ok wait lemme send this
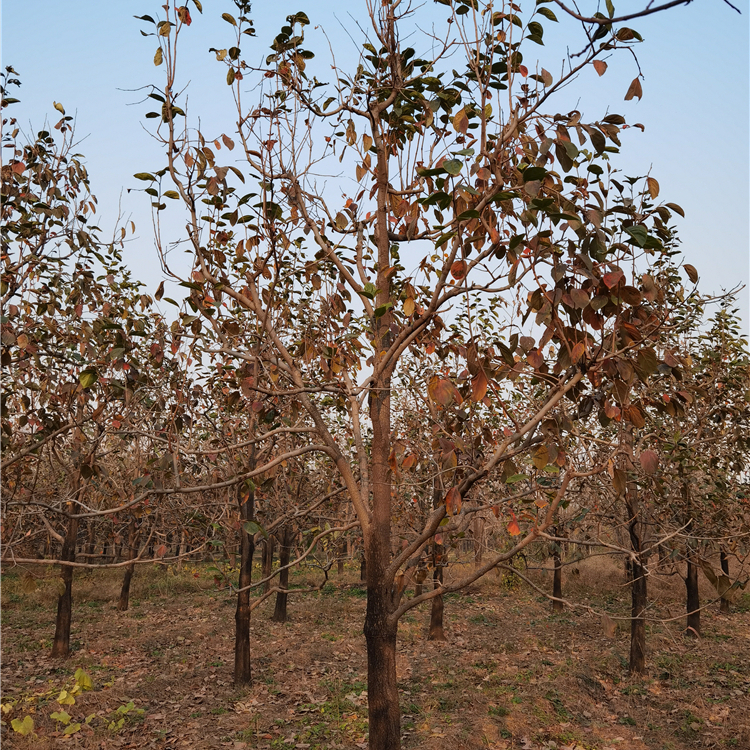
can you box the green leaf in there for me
[360,282,378,300]
[133,173,156,181]
[374,302,393,318]
[435,230,456,249]
[456,210,480,221]
[537,7,557,21]
[51,710,72,725]
[227,68,236,85]
[79,369,98,389]
[505,474,528,484]
[442,159,462,175]
[63,723,82,735]
[523,166,547,182]
[163,190,180,199]
[154,47,163,66]
[491,190,519,203]
[624,225,648,247]
[242,520,266,538]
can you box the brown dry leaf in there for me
[593,60,608,77]
[452,107,469,135]
[646,176,659,199]
[624,77,643,101]
[684,264,699,284]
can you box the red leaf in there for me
[639,449,659,475]
[450,260,467,280]
[177,6,192,25]
[156,544,168,558]
[602,270,624,290]
[445,486,462,516]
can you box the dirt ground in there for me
[2,556,749,750]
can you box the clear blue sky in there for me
[3,1,748,329]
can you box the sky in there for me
[2,0,749,331]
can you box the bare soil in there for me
[2,556,749,750]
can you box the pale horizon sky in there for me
[3,1,749,332]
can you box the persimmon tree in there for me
[136,1,721,745]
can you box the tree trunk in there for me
[177,529,187,570]
[685,554,701,635]
[86,520,96,559]
[272,525,294,623]
[623,434,647,675]
[360,552,367,582]
[473,517,484,567]
[552,543,563,612]
[364,572,400,750]
[428,543,446,641]
[51,515,79,658]
[234,483,255,685]
[629,556,647,672]
[720,550,730,614]
[118,522,139,612]
[262,535,275,594]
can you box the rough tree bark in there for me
[118,520,140,612]
[272,525,294,623]
[552,531,564,612]
[720,550,731,614]
[51,515,79,658]
[472,517,484,567]
[685,553,701,636]
[234,481,256,685]
[262,535,275,594]
[624,435,647,675]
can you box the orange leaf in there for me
[428,375,459,407]
[593,60,607,77]
[571,341,585,364]
[445,486,462,516]
[471,369,488,402]
[507,512,521,536]
[402,454,417,470]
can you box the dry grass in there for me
[2,555,749,750]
